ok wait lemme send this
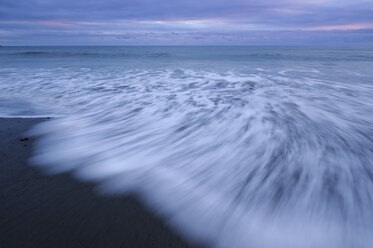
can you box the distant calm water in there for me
[1,46,373,248]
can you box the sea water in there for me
[1,46,373,248]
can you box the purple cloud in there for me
[0,0,372,45]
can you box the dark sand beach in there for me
[0,118,200,248]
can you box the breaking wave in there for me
[1,46,373,248]
[20,68,373,248]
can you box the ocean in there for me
[1,46,373,248]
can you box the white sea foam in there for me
[11,66,371,248]
[1,45,373,248]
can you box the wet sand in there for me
[0,117,201,248]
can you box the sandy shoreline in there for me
[0,117,200,248]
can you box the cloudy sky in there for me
[1,0,373,45]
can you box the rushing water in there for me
[1,46,373,248]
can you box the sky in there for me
[0,0,373,45]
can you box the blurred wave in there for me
[4,51,171,58]
[1,47,373,248]
[2,46,373,62]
